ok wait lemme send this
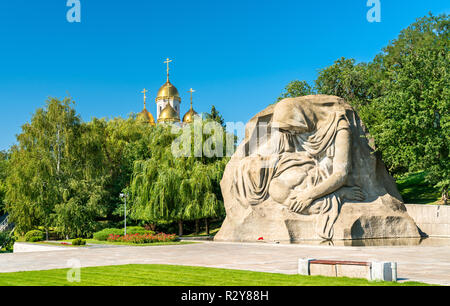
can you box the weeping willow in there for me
[129,120,229,226]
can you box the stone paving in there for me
[1,241,450,285]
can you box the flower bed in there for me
[107,233,177,244]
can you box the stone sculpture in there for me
[215,95,420,242]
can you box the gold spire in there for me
[156,58,181,103]
[183,88,198,124]
[141,88,148,109]
[137,88,155,125]
[164,58,172,82]
[188,88,195,109]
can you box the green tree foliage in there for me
[278,80,315,101]
[364,14,449,202]
[0,151,8,215]
[130,121,229,235]
[315,57,383,111]
[5,98,111,236]
[205,105,225,127]
[92,116,154,221]
[130,125,185,224]
[5,97,215,237]
[6,98,82,234]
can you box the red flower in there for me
[258,237,264,241]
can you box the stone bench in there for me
[298,258,397,282]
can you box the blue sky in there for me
[0,0,448,150]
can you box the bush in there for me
[107,233,177,244]
[0,232,15,252]
[126,227,155,236]
[24,230,45,242]
[93,228,122,241]
[93,227,155,241]
[72,238,86,246]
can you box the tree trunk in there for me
[442,189,448,205]
[205,218,210,236]
[195,219,200,235]
[178,220,183,237]
[56,128,61,175]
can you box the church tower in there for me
[182,88,198,124]
[136,88,156,125]
[156,58,181,123]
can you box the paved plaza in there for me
[1,241,450,285]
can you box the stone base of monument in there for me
[298,258,397,282]
[214,195,421,242]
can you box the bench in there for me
[298,258,397,281]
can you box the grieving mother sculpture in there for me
[215,95,420,242]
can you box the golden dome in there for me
[156,81,181,103]
[137,108,155,125]
[158,104,180,123]
[182,107,198,124]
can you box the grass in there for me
[396,171,442,205]
[0,264,432,286]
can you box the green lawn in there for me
[396,171,441,204]
[0,264,431,286]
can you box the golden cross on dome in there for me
[188,88,195,108]
[141,88,148,108]
[164,58,173,82]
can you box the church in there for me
[136,58,199,125]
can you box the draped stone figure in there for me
[215,95,420,242]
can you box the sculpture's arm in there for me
[269,128,351,206]
[289,128,352,212]
[307,128,351,200]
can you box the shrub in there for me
[93,227,155,241]
[107,233,177,244]
[0,232,15,252]
[72,238,86,246]
[24,230,45,242]
[126,227,155,236]
[93,228,122,241]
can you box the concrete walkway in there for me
[1,241,450,285]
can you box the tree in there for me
[129,120,230,235]
[278,80,315,101]
[363,14,449,202]
[205,105,225,127]
[94,116,155,223]
[5,98,111,236]
[315,57,383,111]
[6,98,82,234]
[129,125,186,234]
